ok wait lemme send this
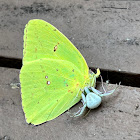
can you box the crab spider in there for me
[69,85,118,117]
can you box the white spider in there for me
[68,83,119,117]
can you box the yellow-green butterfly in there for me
[20,19,115,125]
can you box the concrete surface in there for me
[0,67,140,140]
[0,0,140,73]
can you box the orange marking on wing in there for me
[76,83,79,87]
[35,48,37,52]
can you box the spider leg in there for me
[72,104,87,117]
[91,82,120,97]
[90,87,103,95]
[99,85,119,97]
[67,93,88,117]
[84,87,91,94]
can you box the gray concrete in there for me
[0,67,140,140]
[0,0,140,73]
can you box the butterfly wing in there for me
[20,19,90,125]
[23,19,88,76]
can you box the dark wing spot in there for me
[54,45,58,52]
[47,81,51,85]
[54,29,56,31]
[56,69,58,71]
[72,69,74,72]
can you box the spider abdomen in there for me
[86,93,102,109]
